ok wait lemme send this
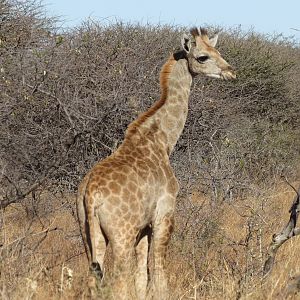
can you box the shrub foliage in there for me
[1,0,300,207]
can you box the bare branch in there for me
[263,184,300,276]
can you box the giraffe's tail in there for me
[76,174,93,263]
[77,174,103,279]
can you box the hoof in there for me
[90,262,103,279]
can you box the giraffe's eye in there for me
[196,55,209,63]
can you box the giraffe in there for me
[76,27,236,300]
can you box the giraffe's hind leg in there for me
[135,226,151,299]
[110,233,137,300]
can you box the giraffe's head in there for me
[181,27,236,80]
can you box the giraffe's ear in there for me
[208,34,219,48]
[181,34,192,53]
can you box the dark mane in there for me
[125,54,178,138]
[190,27,200,37]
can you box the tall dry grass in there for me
[1,182,300,299]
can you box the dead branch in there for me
[263,185,300,276]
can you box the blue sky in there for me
[45,0,300,40]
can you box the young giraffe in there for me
[77,27,236,300]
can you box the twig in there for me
[25,83,76,131]
[1,218,57,248]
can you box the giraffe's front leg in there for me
[148,210,174,300]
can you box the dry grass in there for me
[168,182,300,299]
[1,182,300,299]
[0,192,88,299]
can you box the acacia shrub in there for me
[0,2,300,208]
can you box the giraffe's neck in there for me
[125,54,193,154]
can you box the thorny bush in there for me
[0,0,300,208]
